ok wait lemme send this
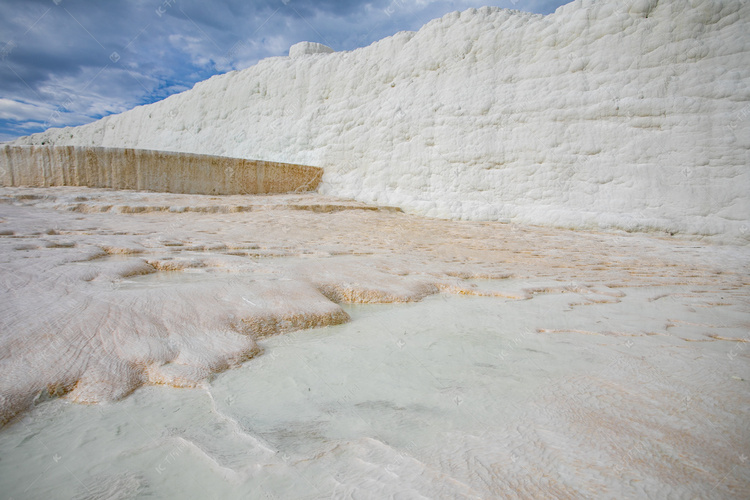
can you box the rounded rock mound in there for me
[289,41,334,58]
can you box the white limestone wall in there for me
[12,0,750,241]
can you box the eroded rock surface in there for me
[1,187,748,430]
[0,146,322,195]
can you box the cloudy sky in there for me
[0,0,568,142]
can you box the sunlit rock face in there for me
[11,0,750,242]
[289,41,335,58]
[0,146,323,195]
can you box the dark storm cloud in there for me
[0,0,567,142]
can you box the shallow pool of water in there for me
[1,287,747,498]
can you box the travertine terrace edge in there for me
[0,145,323,195]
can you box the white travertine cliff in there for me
[11,0,750,241]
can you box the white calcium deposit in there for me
[12,0,750,242]
[0,187,749,498]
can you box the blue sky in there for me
[0,0,569,142]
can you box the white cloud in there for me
[0,98,50,122]
[0,0,570,140]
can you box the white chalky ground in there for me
[0,188,748,498]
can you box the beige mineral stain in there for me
[0,187,748,498]
[1,186,748,431]
[0,146,322,195]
